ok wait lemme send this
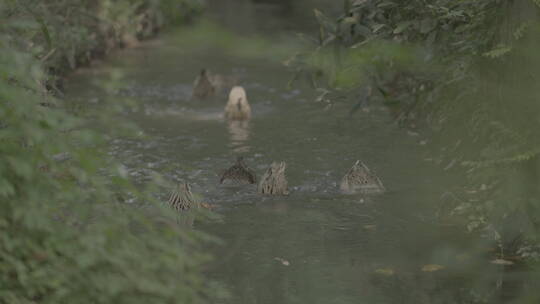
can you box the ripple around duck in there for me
[117,83,193,102]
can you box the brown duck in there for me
[220,156,257,185]
[192,69,238,100]
[168,182,199,211]
[340,160,385,194]
[258,161,289,195]
[192,69,215,100]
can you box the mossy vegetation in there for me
[290,0,540,276]
[1,0,203,90]
[0,1,227,303]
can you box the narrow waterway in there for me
[65,1,530,303]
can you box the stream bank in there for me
[1,0,204,93]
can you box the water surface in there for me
[65,1,527,303]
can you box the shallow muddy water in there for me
[65,1,530,303]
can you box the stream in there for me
[64,1,531,303]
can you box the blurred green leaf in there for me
[393,21,413,34]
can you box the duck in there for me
[192,69,238,100]
[168,182,199,212]
[192,69,216,100]
[224,86,251,120]
[258,161,289,195]
[340,160,385,194]
[220,156,257,185]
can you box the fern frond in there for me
[483,44,512,58]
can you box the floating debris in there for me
[374,268,394,276]
[491,259,514,266]
[421,264,445,272]
[363,224,377,231]
[200,202,216,210]
[274,257,290,266]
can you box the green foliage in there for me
[0,1,223,303]
[0,0,204,78]
[169,20,306,64]
[482,44,512,58]
[286,0,504,115]
[293,0,540,261]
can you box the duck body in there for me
[168,182,199,211]
[192,69,238,100]
[340,160,385,194]
[258,162,289,195]
[192,69,216,100]
[224,86,251,120]
[220,156,257,185]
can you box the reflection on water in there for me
[64,0,536,303]
[227,120,251,153]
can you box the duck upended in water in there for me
[220,156,257,185]
[258,162,289,195]
[168,182,199,212]
[340,160,385,194]
[192,69,238,100]
[224,86,251,120]
[192,69,216,100]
